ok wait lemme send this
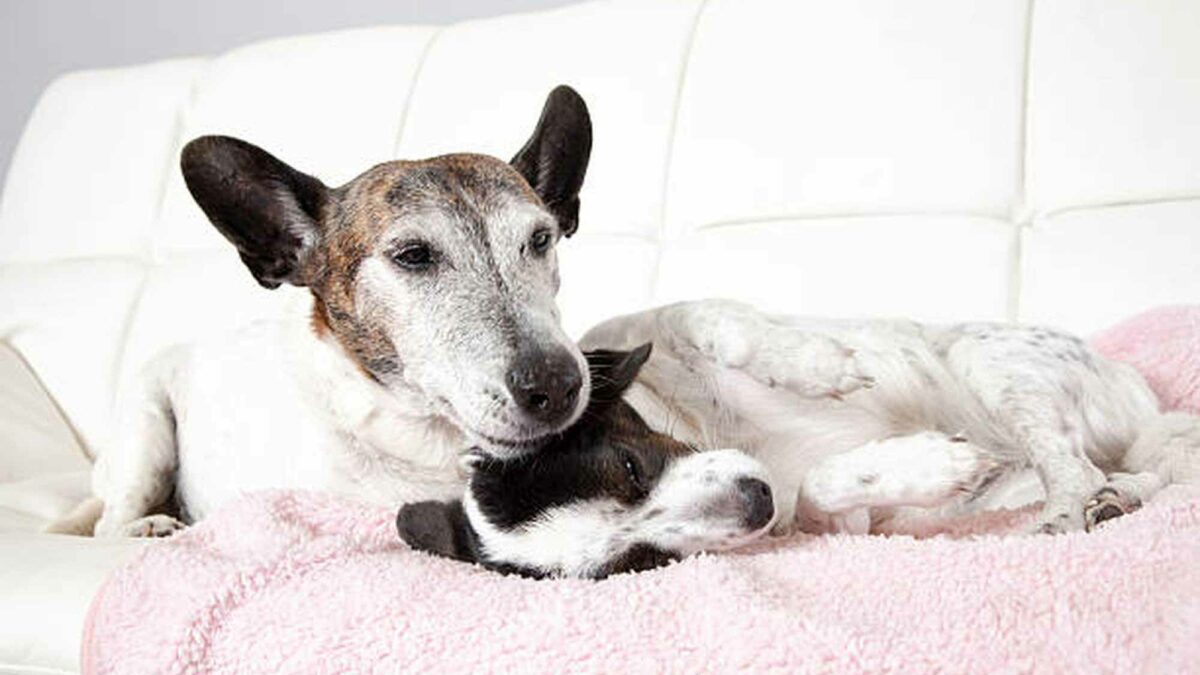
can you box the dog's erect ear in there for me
[510,85,592,238]
[396,500,480,564]
[585,342,653,404]
[181,135,328,289]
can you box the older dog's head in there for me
[396,345,777,579]
[180,87,593,455]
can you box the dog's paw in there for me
[1083,487,1142,532]
[1032,503,1086,535]
[802,432,998,513]
[738,333,874,401]
[664,301,874,401]
[120,515,186,538]
[666,300,764,367]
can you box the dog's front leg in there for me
[1017,425,1106,534]
[655,300,874,401]
[798,431,1001,521]
[584,300,872,400]
[92,365,186,538]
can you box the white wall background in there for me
[0,0,585,190]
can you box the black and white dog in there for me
[398,344,777,579]
[400,300,1200,579]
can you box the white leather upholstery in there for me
[667,0,1028,228]
[0,343,89,484]
[1,0,1197,671]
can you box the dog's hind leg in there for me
[1083,472,1163,530]
[92,352,187,538]
[1087,411,1200,530]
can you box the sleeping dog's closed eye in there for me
[397,344,777,579]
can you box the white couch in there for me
[2,0,1198,671]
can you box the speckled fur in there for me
[582,300,1200,534]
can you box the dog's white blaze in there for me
[636,449,775,553]
[353,207,588,455]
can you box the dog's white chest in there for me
[169,319,466,520]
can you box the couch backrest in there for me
[1,0,1198,454]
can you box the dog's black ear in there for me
[181,135,327,289]
[585,342,652,404]
[510,85,592,238]
[396,500,480,564]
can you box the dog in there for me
[396,345,778,579]
[71,86,597,538]
[400,300,1200,578]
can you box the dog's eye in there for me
[392,243,436,270]
[623,454,643,489]
[529,228,553,255]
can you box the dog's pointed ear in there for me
[510,85,592,238]
[585,342,652,403]
[396,500,480,564]
[181,135,328,289]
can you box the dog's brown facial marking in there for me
[304,154,543,384]
[181,86,594,450]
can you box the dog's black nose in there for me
[736,477,775,530]
[506,348,583,425]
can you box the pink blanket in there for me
[82,489,1200,673]
[82,307,1200,673]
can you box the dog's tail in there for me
[44,496,104,536]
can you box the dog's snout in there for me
[506,348,583,424]
[736,477,775,530]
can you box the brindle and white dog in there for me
[70,86,597,537]
[400,301,1200,579]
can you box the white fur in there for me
[800,431,998,513]
[93,315,468,535]
[465,494,626,578]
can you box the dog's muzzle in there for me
[505,346,583,426]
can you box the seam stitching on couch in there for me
[392,26,447,156]
[0,663,76,675]
[1038,193,1200,221]
[649,0,710,302]
[1010,0,1037,323]
[0,254,150,268]
[695,209,1009,232]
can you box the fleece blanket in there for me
[83,307,1200,674]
